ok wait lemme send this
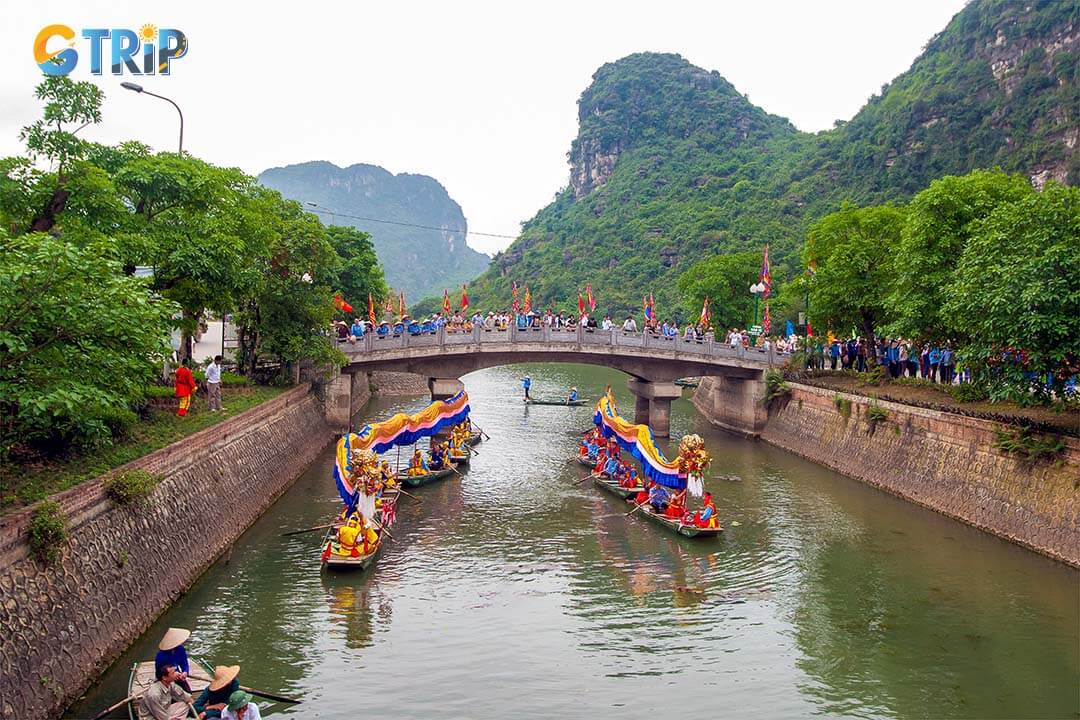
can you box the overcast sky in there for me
[3,0,966,254]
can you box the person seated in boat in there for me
[602,453,620,477]
[593,446,609,474]
[155,627,192,692]
[691,491,719,529]
[144,664,192,720]
[567,387,578,403]
[648,482,669,512]
[194,665,241,720]
[337,517,363,556]
[221,690,261,720]
[407,449,429,476]
[617,461,639,489]
[380,461,397,487]
[429,442,448,470]
[664,488,688,519]
[635,480,654,507]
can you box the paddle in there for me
[187,673,302,704]
[626,500,650,517]
[449,463,465,478]
[280,522,339,537]
[394,487,422,503]
[90,694,137,720]
[575,471,602,484]
[470,421,491,440]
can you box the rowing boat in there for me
[397,464,457,487]
[465,433,482,447]
[577,455,596,468]
[449,451,469,464]
[592,473,645,500]
[634,503,723,538]
[674,378,700,388]
[128,657,213,720]
[524,398,586,406]
[321,527,384,570]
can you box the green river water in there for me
[67,365,1079,719]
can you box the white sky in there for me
[2,0,967,254]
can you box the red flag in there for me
[460,284,470,312]
[763,303,772,334]
[578,292,585,317]
[512,282,520,314]
[443,289,452,315]
[368,293,376,325]
[523,286,532,314]
[586,284,596,311]
[806,321,814,338]
[333,293,353,314]
[399,291,406,317]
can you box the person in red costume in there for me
[664,488,687,519]
[174,359,198,417]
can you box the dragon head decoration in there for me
[676,434,712,475]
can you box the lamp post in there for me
[750,282,765,332]
[120,82,184,154]
[305,201,338,225]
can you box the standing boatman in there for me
[522,375,531,400]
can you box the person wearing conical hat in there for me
[567,386,578,403]
[194,665,240,719]
[154,627,191,692]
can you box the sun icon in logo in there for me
[139,24,158,42]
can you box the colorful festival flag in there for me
[763,303,772,334]
[643,293,656,322]
[333,293,353,314]
[443,289,452,316]
[760,244,772,298]
[399,291,406,317]
[578,291,586,317]
[586,284,596,312]
[807,321,814,338]
[460,284,470,312]
[368,293,376,325]
[523,286,532,314]
[383,294,394,314]
[512,282,520,314]
[699,295,711,328]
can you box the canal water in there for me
[68,365,1079,719]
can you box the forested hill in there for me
[467,0,1078,318]
[258,161,490,300]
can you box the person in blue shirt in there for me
[830,341,841,370]
[522,375,531,400]
[392,320,405,335]
[929,347,942,383]
[941,346,954,384]
[154,627,192,692]
[350,318,365,339]
[377,322,390,337]
[568,387,578,403]
[603,455,619,477]
[648,482,669,512]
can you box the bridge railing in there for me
[345,325,783,365]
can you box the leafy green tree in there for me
[0,231,175,456]
[944,183,1080,403]
[888,170,1032,341]
[804,204,906,354]
[677,251,759,332]
[326,225,388,314]
[19,77,105,232]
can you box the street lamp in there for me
[121,82,184,154]
[305,201,337,225]
[750,282,765,330]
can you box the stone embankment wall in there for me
[0,382,366,719]
[695,379,1079,566]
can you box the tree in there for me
[944,183,1080,403]
[19,77,105,232]
[0,231,175,456]
[804,204,906,354]
[326,225,388,314]
[888,170,1032,341]
[677,251,759,332]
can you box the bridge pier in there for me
[626,379,682,438]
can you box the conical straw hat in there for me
[158,627,190,651]
[209,665,240,691]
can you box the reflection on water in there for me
[68,365,1079,720]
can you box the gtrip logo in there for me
[34,24,188,76]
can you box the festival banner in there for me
[333,390,471,504]
[443,289,452,315]
[523,286,532,314]
[461,284,470,312]
[578,291,585,317]
[512,282,520,314]
[699,295,711,328]
[643,293,656,322]
[586,284,596,312]
[368,293,376,325]
[763,303,772,334]
[398,291,406,317]
[593,390,685,489]
[760,244,772,298]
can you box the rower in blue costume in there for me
[522,375,531,399]
[648,482,669,512]
[602,454,620,477]
[568,386,578,402]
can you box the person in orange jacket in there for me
[174,359,198,417]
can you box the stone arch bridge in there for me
[326,325,784,437]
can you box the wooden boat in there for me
[592,473,645,501]
[577,455,596,468]
[128,657,213,720]
[321,525,384,571]
[397,464,457,488]
[449,450,470,464]
[633,503,723,538]
[524,398,586,406]
[465,433,482,447]
[674,378,700,388]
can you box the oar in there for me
[626,500,650,517]
[90,694,137,720]
[394,487,422,503]
[470,421,491,440]
[450,464,465,478]
[371,517,394,540]
[187,673,302,704]
[575,471,602,485]
[280,522,339,537]
[187,700,199,718]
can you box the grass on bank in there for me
[0,386,286,511]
